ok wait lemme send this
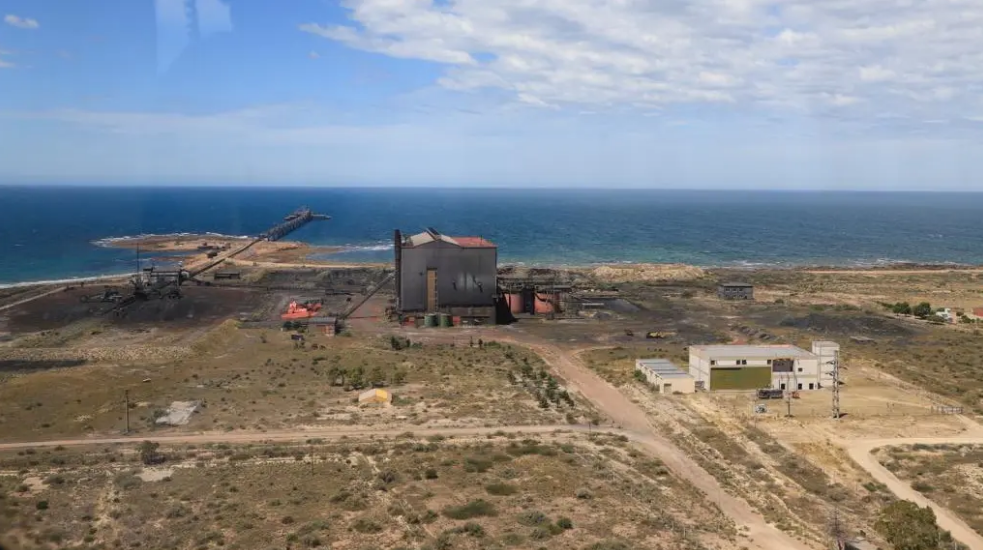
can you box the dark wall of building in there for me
[710,367,771,390]
[399,243,497,312]
[718,285,754,300]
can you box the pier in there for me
[260,207,331,242]
[190,206,330,277]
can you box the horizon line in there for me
[3,183,983,193]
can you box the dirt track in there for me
[845,436,983,550]
[503,334,817,550]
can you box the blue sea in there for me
[2,186,983,285]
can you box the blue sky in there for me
[1,0,982,189]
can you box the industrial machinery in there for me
[281,300,323,320]
[756,388,784,400]
[80,288,123,303]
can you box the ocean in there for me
[2,186,983,285]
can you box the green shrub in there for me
[443,499,497,520]
[352,517,383,533]
[485,483,518,496]
[557,517,573,530]
[36,500,49,511]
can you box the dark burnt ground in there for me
[1,286,265,333]
[253,267,388,291]
[516,284,728,347]
[0,359,87,374]
[778,311,916,338]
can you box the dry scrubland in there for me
[579,338,975,548]
[0,434,734,550]
[875,444,983,537]
[0,325,595,442]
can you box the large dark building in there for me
[394,228,498,322]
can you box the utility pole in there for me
[124,389,130,434]
[829,350,841,419]
[785,374,793,418]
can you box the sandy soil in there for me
[498,332,816,550]
[847,435,983,550]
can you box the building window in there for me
[737,359,747,365]
[780,383,786,390]
[797,367,803,372]
[767,359,772,365]
[710,360,716,366]
[797,383,803,390]
[808,383,815,390]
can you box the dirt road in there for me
[504,334,817,550]
[0,286,67,313]
[845,436,983,550]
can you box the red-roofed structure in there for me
[394,228,498,323]
[452,236,496,248]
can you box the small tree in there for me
[348,366,365,390]
[913,302,933,319]
[369,365,386,388]
[140,440,163,465]
[892,302,912,315]
[875,500,945,550]
[392,369,408,385]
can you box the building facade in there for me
[635,359,695,394]
[395,228,498,320]
[718,282,754,300]
[689,343,836,391]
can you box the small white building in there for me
[635,359,695,394]
[689,341,838,392]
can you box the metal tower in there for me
[828,350,841,419]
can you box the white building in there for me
[688,341,838,392]
[634,359,695,394]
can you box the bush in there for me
[485,483,518,496]
[464,456,494,473]
[352,517,383,534]
[518,510,550,527]
[281,516,295,525]
[139,441,164,465]
[443,499,497,520]
[557,517,573,530]
[424,468,439,480]
[36,500,49,510]
[575,488,593,500]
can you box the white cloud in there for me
[308,51,321,60]
[859,65,895,83]
[4,14,39,30]
[0,48,13,69]
[301,0,983,126]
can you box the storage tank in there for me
[534,292,561,315]
[507,293,525,314]
[439,313,453,327]
[424,313,438,327]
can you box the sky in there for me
[0,0,982,189]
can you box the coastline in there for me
[0,232,978,288]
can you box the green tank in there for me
[439,313,453,327]
[424,314,438,328]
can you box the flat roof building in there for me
[689,342,838,392]
[718,282,754,300]
[635,359,695,394]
